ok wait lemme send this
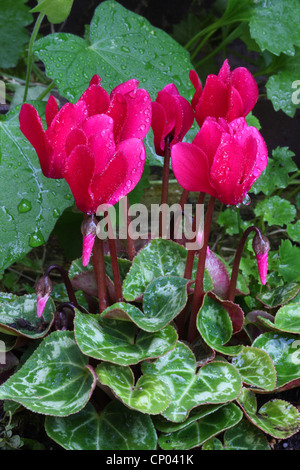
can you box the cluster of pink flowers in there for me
[19,59,268,285]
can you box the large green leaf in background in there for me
[33,0,194,102]
[0,0,33,68]
[249,0,300,56]
[0,104,73,273]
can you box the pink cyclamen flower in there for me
[19,75,152,214]
[171,116,268,206]
[189,59,259,127]
[253,232,270,285]
[151,83,194,156]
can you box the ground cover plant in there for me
[0,0,300,451]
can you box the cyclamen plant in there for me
[1,1,300,452]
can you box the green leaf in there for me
[254,196,296,227]
[153,404,226,433]
[223,419,270,450]
[0,331,96,416]
[33,0,194,103]
[95,362,171,415]
[231,346,276,391]
[45,400,157,450]
[142,341,242,422]
[74,310,178,365]
[158,403,243,450]
[251,147,298,196]
[272,303,300,334]
[196,295,243,356]
[249,0,300,56]
[122,238,212,301]
[0,104,73,273]
[217,207,248,235]
[278,240,300,283]
[253,331,300,390]
[0,292,54,338]
[102,276,188,332]
[287,220,300,243]
[237,388,300,439]
[31,0,74,24]
[256,282,300,308]
[0,0,33,68]
[266,47,300,117]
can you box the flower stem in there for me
[44,264,79,308]
[187,195,215,343]
[23,13,45,103]
[184,192,205,279]
[92,236,108,313]
[159,136,171,238]
[105,211,123,302]
[123,196,136,261]
[227,225,264,302]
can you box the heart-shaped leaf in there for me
[153,404,225,433]
[123,238,213,301]
[237,388,300,439]
[253,331,300,391]
[258,302,300,334]
[196,295,243,356]
[142,341,242,422]
[0,104,73,272]
[223,419,271,450]
[158,403,243,450]
[95,362,171,415]
[256,283,300,308]
[101,275,188,332]
[0,331,96,416]
[33,0,194,103]
[45,400,157,450]
[0,292,54,338]
[74,310,178,365]
[231,346,276,391]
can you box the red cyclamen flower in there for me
[171,116,268,206]
[19,76,152,214]
[151,83,194,155]
[189,59,259,127]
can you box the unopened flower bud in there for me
[35,275,53,318]
[81,215,98,267]
[252,232,270,285]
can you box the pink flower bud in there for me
[81,215,98,267]
[252,232,270,285]
[35,275,53,318]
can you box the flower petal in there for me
[64,145,95,214]
[119,88,152,141]
[231,67,259,116]
[171,142,217,195]
[79,81,110,116]
[45,95,59,128]
[189,70,202,110]
[151,101,167,155]
[19,104,56,177]
[194,75,229,126]
[192,117,224,167]
[91,138,146,209]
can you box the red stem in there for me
[184,192,205,279]
[105,211,123,302]
[124,196,136,261]
[227,225,262,302]
[159,136,171,238]
[187,195,215,343]
[92,236,108,313]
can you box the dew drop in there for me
[29,230,45,248]
[242,193,251,206]
[53,208,61,218]
[17,199,32,213]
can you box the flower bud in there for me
[81,215,98,267]
[35,275,53,318]
[252,232,270,285]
